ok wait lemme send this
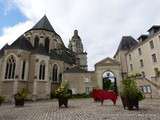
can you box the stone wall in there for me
[63,72,96,94]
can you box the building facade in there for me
[114,26,160,98]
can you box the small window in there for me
[152,54,157,63]
[140,59,144,67]
[149,40,154,49]
[147,85,151,93]
[142,85,152,93]
[138,48,142,55]
[130,64,133,71]
[143,86,147,93]
[21,61,26,80]
[39,62,45,80]
[85,87,90,95]
[129,54,131,60]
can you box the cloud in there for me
[1,0,160,70]
[0,21,33,48]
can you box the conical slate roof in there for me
[32,15,55,32]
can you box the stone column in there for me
[32,60,38,101]
[13,57,20,94]
[45,63,50,99]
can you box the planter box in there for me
[58,98,68,108]
[0,102,2,106]
[121,96,139,110]
[14,98,25,106]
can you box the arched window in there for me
[45,37,49,52]
[21,60,26,80]
[52,64,58,82]
[5,55,16,79]
[34,36,39,48]
[39,62,45,80]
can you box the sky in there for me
[1,0,160,70]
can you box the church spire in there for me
[68,29,83,53]
[32,15,55,32]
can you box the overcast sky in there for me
[1,0,160,70]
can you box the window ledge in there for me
[2,79,15,82]
[18,80,28,82]
[37,80,48,82]
[52,81,60,84]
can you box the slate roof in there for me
[147,25,160,32]
[0,44,9,57]
[50,48,76,64]
[64,66,87,73]
[137,34,148,41]
[31,15,55,33]
[117,36,138,51]
[6,35,33,51]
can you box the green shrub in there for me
[50,91,57,99]
[120,77,144,101]
[15,88,28,100]
[55,80,72,98]
[71,93,90,99]
[0,96,5,103]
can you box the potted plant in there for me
[120,76,144,110]
[55,80,72,108]
[0,96,5,106]
[14,88,28,106]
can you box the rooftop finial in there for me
[74,30,78,35]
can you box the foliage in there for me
[103,79,112,90]
[50,91,56,99]
[120,77,144,101]
[55,80,72,98]
[154,68,160,77]
[71,93,91,99]
[14,88,28,100]
[0,96,5,103]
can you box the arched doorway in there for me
[102,71,118,93]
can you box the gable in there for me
[95,57,120,66]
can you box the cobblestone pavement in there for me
[0,98,160,120]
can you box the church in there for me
[0,15,91,101]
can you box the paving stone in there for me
[0,98,159,120]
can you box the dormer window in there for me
[148,25,160,36]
